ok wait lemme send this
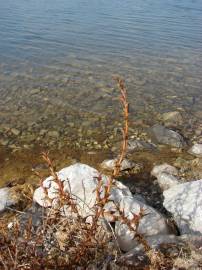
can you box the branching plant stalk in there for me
[42,152,78,214]
[93,78,129,224]
[113,77,129,178]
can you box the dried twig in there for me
[113,77,129,178]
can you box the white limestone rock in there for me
[151,163,178,178]
[163,179,202,235]
[0,187,17,213]
[115,196,170,251]
[33,163,132,219]
[157,173,180,191]
[188,144,202,157]
[100,158,135,171]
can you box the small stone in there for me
[23,144,30,149]
[151,163,178,178]
[11,128,21,136]
[30,88,40,95]
[162,111,183,126]
[9,144,19,149]
[39,129,47,136]
[0,187,17,212]
[157,173,180,191]
[127,139,157,152]
[47,131,60,138]
[150,124,186,148]
[94,144,101,149]
[100,158,135,171]
[195,129,202,136]
[0,139,9,146]
[188,144,202,157]
[68,122,74,128]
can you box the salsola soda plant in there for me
[0,78,169,269]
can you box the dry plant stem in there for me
[34,170,48,197]
[40,154,105,266]
[113,80,166,267]
[90,78,130,257]
[113,77,129,178]
[112,78,156,258]
[96,78,129,215]
[42,152,78,213]
[116,205,151,252]
[42,152,64,195]
[0,254,8,270]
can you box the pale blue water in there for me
[0,0,202,62]
[0,0,201,123]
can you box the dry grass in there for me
[172,246,202,270]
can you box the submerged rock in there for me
[127,139,157,152]
[115,196,170,252]
[188,144,202,157]
[11,128,21,136]
[151,163,178,178]
[47,130,60,138]
[163,179,202,235]
[100,158,135,171]
[112,139,157,154]
[150,124,186,148]
[162,111,183,126]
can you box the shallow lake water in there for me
[0,0,201,165]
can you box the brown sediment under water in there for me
[0,0,202,186]
[0,142,193,191]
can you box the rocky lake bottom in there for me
[0,54,201,186]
